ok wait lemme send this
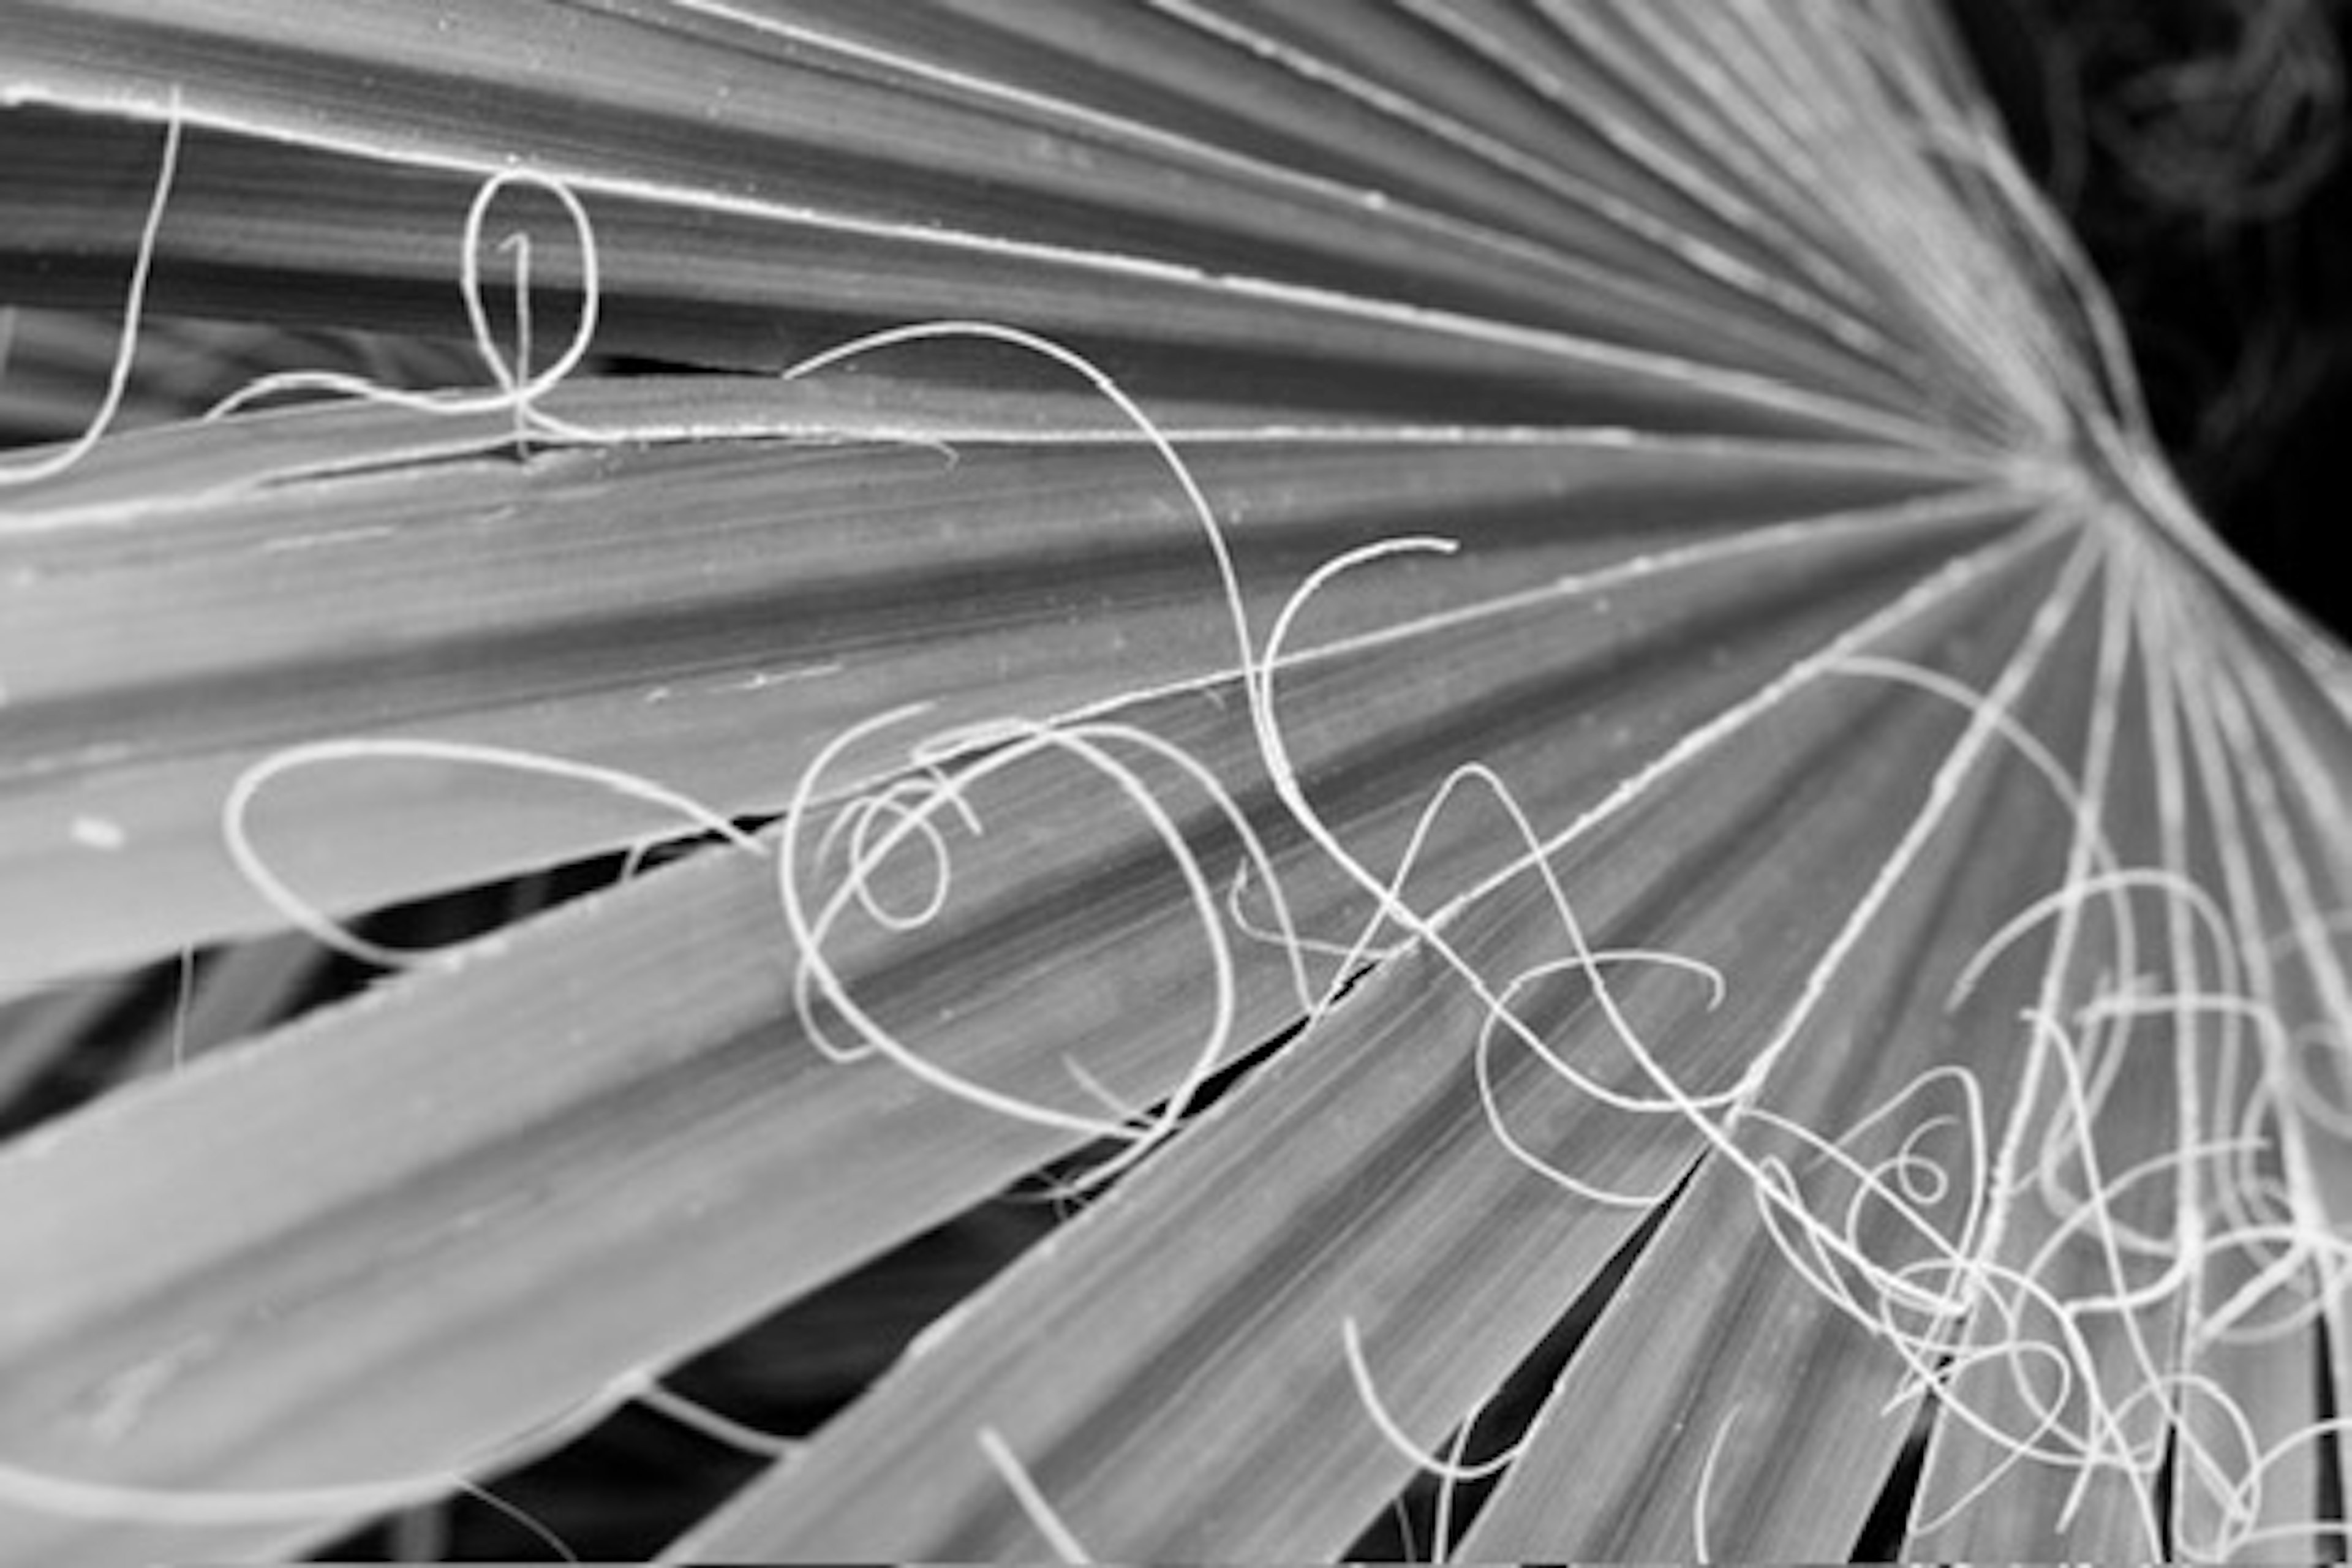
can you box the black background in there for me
[1959,0,2352,638]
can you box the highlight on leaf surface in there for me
[1,1,2348,1562]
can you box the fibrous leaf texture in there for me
[2,2,2349,1562]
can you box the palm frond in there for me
[2,3,2348,1562]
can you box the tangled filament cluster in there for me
[12,126,2345,1562]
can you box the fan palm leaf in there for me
[2,2,2348,1561]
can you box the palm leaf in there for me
[2,2,2348,1562]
